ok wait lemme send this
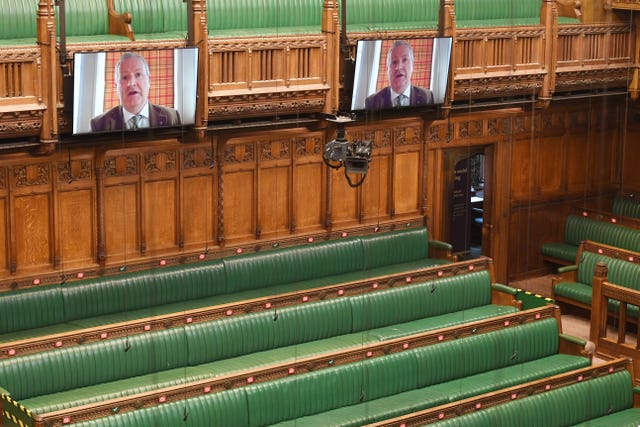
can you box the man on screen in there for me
[364,40,434,110]
[90,52,181,132]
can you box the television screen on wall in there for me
[72,47,198,135]
[350,37,452,113]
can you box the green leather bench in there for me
[456,0,580,28]
[207,0,323,38]
[541,214,640,265]
[344,0,439,32]
[0,1,37,47]
[553,249,640,316]
[113,0,187,40]
[613,195,640,219]
[0,226,452,343]
[424,369,637,427]
[60,316,590,427]
[1,268,518,415]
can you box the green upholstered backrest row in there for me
[578,251,640,291]
[0,260,226,334]
[429,370,633,427]
[207,0,323,36]
[0,227,434,335]
[564,215,640,251]
[0,268,491,400]
[67,318,563,427]
[456,0,543,27]
[613,196,640,219]
[343,0,440,31]
[0,1,37,46]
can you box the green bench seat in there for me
[0,226,452,343]
[553,250,640,316]
[2,269,516,414]
[61,0,132,43]
[113,0,187,40]
[541,214,640,264]
[66,317,590,427]
[427,370,635,427]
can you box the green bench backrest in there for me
[61,0,110,37]
[456,0,542,27]
[360,226,429,270]
[222,236,365,292]
[613,196,640,219]
[564,214,640,252]
[0,1,37,44]
[0,327,188,400]
[207,0,323,36]
[61,260,226,322]
[350,269,491,331]
[344,0,439,30]
[430,370,633,427]
[185,298,353,365]
[115,0,187,35]
[0,285,65,334]
[578,251,640,291]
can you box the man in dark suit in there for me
[365,40,434,110]
[90,52,181,132]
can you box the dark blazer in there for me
[364,86,434,110]
[90,104,181,132]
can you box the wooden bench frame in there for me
[16,305,585,427]
[551,240,640,313]
[591,261,640,384]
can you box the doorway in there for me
[446,146,492,260]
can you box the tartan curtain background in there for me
[103,50,175,110]
[375,39,434,91]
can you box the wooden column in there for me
[538,0,559,108]
[36,0,58,154]
[590,261,609,344]
[322,0,340,114]
[191,0,209,140]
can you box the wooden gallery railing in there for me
[590,261,640,384]
[0,0,635,151]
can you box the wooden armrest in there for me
[107,0,134,41]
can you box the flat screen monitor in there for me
[72,47,198,135]
[350,37,452,113]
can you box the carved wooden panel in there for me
[14,194,51,270]
[57,189,95,266]
[329,167,359,224]
[143,179,178,252]
[104,184,139,262]
[258,165,290,238]
[224,170,255,240]
[182,175,215,249]
[510,137,536,201]
[0,197,7,274]
[565,132,589,193]
[394,152,421,216]
[293,162,324,231]
[538,136,565,195]
[360,156,390,222]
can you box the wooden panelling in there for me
[57,189,94,266]
[13,194,51,270]
[509,137,535,201]
[258,165,291,238]
[329,167,359,224]
[224,170,256,240]
[360,156,390,222]
[182,175,215,249]
[104,184,139,262]
[537,136,565,195]
[293,162,324,231]
[393,151,421,216]
[143,179,178,252]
